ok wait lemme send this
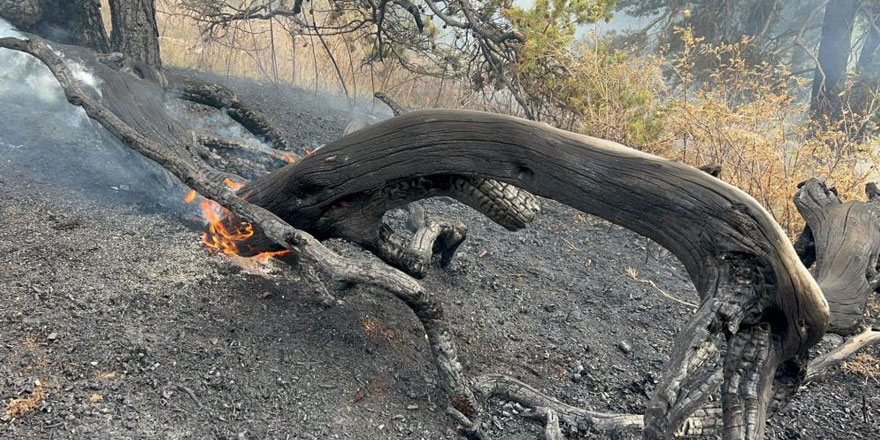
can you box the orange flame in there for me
[252,249,291,262]
[224,178,245,191]
[280,153,297,163]
[199,199,253,255]
[183,186,289,263]
[184,189,197,204]
[304,148,312,156]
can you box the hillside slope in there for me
[0,72,877,440]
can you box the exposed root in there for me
[473,373,725,438]
[473,374,643,436]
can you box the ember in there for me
[223,177,245,191]
[184,189,197,204]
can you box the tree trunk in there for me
[857,8,880,80]
[794,179,880,334]
[810,0,859,124]
[108,0,161,70]
[0,0,110,52]
[852,7,880,127]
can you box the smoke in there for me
[0,17,186,212]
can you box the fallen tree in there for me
[1,33,879,440]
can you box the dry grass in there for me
[150,1,472,111]
[842,353,880,381]
[5,383,44,420]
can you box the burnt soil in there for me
[1,71,878,440]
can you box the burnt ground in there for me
[1,70,878,440]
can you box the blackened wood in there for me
[794,179,880,334]
[245,109,828,358]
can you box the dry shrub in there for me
[541,26,878,236]
[151,0,470,111]
[661,27,879,234]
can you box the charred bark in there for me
[108,0,161,70]
[794,179,880,334]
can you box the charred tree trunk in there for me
[0,0,110,52]
[108,0,161,70]
[810,0,859,124]
[794,179,880,334]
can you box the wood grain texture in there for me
[794,179,880,334]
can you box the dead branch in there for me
[807,327,880,382]
[170,74,294,151]
[374,91,406,116]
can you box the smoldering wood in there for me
[170,75,295,152]
[196,135,295,180]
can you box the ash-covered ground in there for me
[0,64,878,440]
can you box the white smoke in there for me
[0,18,102,114]
[0,17,185,208]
